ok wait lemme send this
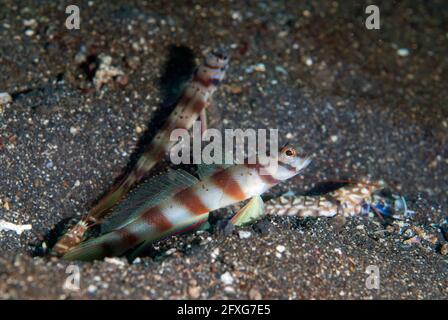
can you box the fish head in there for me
[206,49,230,69]
[273,144,312,180]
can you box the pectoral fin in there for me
[231,196,265,227]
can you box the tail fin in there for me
[51,179,132,257]
[53,159,157,257]
[61,232,119,261]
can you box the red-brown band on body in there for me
[192,74,213,88]
[178,95,192,107]
[245,163,281,185]
[258,172,281,185]
[191,99,206,114]
[174,189,210,215]
[141,207,173,231]
[117,228,140,248]
[101,229,139,257]
[211,169,246,200]
[204,62,221,70]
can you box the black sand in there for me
[0,1,447,299]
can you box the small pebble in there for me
[276,245,286,253]
[24,28,35,36]
[224,286,235,294]
[214,219,234,236]
[87,285,97,294]
[135,125,143,134]
[0,92,12,105]
[211,248,220,259]
[253,220,270,235]
[238,230,251,239]
[104,257,126,267]
[231,11,242,20]
[70,127,79,135]
[440,244,448,256]
[305,57,313,66]
[117,74,129,86]
[253,63,266,72]
[397,48,410,57]
[104,258,126,266]
[23,19,37,28]
[165,248,176,255]
[275,65,288,75]
[228,85,242,94]
[220,272,234,285]
[94,54,125,90]
[245,63,266,73]
[188,286,201,299]
[249,288,262,300]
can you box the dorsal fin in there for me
[101,169,199,233]
[196,163,231,180]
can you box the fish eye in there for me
[284,148,296,157]
[212,51,227,60]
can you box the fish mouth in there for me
[292,156,312,172]
[211,49,230,61]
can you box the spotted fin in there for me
[231,196,265,226]
[101,169,199,233]
[196,163,231,180]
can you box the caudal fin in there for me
[61,232,118,261]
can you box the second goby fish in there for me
[53,49,230,256]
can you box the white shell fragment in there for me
[0,92,12,105]
[220,272,234,285]
[397,48,410,57]
[0,219,32,235]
